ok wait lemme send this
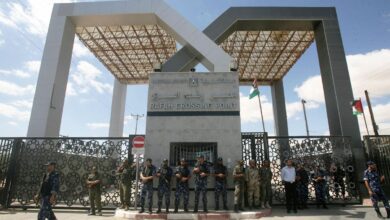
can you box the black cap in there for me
[367,161,375,166]
[217,157,223,161]
[44,161,56,166]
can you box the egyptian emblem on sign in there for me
[189,77,198,87]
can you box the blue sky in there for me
[0,0,389,137]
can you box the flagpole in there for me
[257,91,266,133]
[360,98,370,136]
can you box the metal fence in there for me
[0,134,362,209]
[364,135,390,187]
[241,134,361,205]
[0,137,141,209]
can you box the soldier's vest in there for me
[214,164,227,183]
[194,162,208,183]
[88,172,101,192]
[158,166,172,186]
[142,165,155,185]
[176,166,190,187]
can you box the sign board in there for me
[131,136,145,154]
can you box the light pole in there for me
[131,114,144,135]
[302,99,310,136]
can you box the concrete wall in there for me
[144,72,241,208]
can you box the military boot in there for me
[139,207,145,213]
[239,205,244,211]
[234,204,239,213]
[386,208,390,218]
[174,205,178,213]
[166,207,169,213]
[375,208,383,218]
[148,208,152,214]
[156,205,161,213]
[203,204,208,213]
[223,204,229,210]
[215,203,219,211]
[184,205,189,213]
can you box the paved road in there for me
[0,205,383,219]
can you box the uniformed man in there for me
[156,159,173,213]
[245,159,260,210]
[193,155,209,213]
[214,157,228,210]
[259,159,272,209]
[313,165,328,209]
[86,166,102,216]
[174,158,191,213]
[296,163,309,209]
[364,161,390,218]
[34,161,59,220]
[139,158,156,214]
[330,163,346,203]
[233,160,245,213]
[116,159,134,211]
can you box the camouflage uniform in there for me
[116,162,134,209]
[37,170,59,220]
[313,168,327,207]
[295,167,309,209]
[157,163,173,212]
[364,169,389,210]
[174,164,190,212]
[140,164,156,212]
[193,161,209,212]
[214,161,228,210]
[245,166,260,208]
[259,166,272,207]
[87,171,102,215]
[233,162,245,212]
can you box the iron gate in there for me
[364,135,390,194]
[0,137,144,209]
[241,133,361,205]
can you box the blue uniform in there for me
[157,166,173,210]
[296,168,309,208]
[38,171,59,220]
[313,169,327,205]
[140,165,156,210]
[175,165,190,210]
[214,164,227,209]
[194,162,209,210]
[363,169,389,210]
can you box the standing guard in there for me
[296,163,309,209]
[259,159,272,209]
[214,157,228,210]
[174,158,191,213]
[313,165,328,209]
[245,159,260,209]
[364,161,390,218]
[233,160,245,213]
[156,159,173,213]
[86,166,102,216]
[35,161,59,220]
[193,155,209,213]
[139,158,156,214]
[116,159,135,211]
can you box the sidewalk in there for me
[0,205,382,220]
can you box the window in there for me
[170,142,217,166]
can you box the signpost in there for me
[131,136,144,210]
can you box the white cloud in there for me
[86,122,109,129]
[0,103,30,121]
[0,29,4,46]
[240,92,273,123]
[294,49,390,103]
[0,69,30,78]
[70,60,113,95]
[11,99,33,109]
[25,60,41,73]
[0,0,75,37]
[0,60,40,78]
[0,80,35,96]
[73,40,89,57]
[66,82,77,96]
[8,121,18,126]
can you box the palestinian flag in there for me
[249,79,260,99]
[352,99,364,115]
